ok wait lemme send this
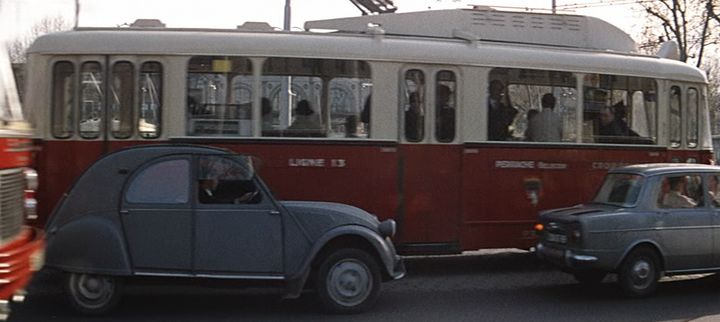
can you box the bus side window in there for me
[139,62,162,138]
[110,61,134,139]
[186,56,253,137]
[403,69,425,142]
[687,87,699,148]
[79,61,104,139]
[51,61,76,139]
[435,71,456,143]
[584,75,657,145]
[670,86,682,148]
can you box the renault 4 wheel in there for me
[66,272,123,315]
[618,247,660,297]
[316,249,381,313]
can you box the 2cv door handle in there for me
[269,210,281,216]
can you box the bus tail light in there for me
[24,169,38,220]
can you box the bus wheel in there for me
[316,249,381,313]
[66,272,123,315]
[572,270,607,285]
[618,247,660,297]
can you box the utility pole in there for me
[284,0,291,31]
[552,0,556,14]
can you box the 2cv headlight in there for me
[379,219,397,238]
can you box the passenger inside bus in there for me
[288,100,322,131]
[261,97,273,131]
[436,84,455,142]
[487,80,517,141]
[526,93,562,142]
[597,103,639,143]
[405,92,422,141]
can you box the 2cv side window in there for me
[657,175,704,208]
[197,155,261,204]
[126,159,191,204]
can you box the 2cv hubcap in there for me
[327,259,372,306]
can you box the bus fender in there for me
[284,225,399,298]
[45,215,131,275]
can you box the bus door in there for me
[397,67,461,253]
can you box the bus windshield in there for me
[593,173,644,206]
[0,41,24,122]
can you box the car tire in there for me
[572,270,607,285]
[316,248,381,313]
[65,272,123,315]
[618,247,660,297]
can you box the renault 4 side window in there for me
[658,175,703,208]
[197,155,261,204]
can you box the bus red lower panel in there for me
[0,227,44,300]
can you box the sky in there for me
[2,0,645,41]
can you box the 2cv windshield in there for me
[593,173,644,206]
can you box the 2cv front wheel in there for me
[316,248,381,313]
[65,272,123,315]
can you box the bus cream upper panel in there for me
[27,29,706,84]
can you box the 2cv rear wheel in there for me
[316,249,381,313]
[65,272,123,315]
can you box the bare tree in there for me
[8,15,71,63]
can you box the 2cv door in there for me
[192,155,283,275]
[121,156,194,272]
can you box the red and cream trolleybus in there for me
[0,14,44,319]
[25,8,711,254]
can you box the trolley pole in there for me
[284,0,291,31]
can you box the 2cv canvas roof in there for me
[47,144,230,228]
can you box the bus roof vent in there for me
[237,22,275,31]
[304,9,636,52]
[129,19,166,28]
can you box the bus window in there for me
[110,61,134,139]
[583,74,656,145]
[79,62,104,139]
[51,61,75,139]
[670,86,682,148]
[403,69,425,142]
[328,77,371,138]
[261,58,370,138]
[139,62,162,138]
[187,56,253,136]
[490,68,575,142]
[687,87,699,148]
[435,71,456,143]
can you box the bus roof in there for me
[27,10,707,84]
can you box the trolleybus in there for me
[25,8,712,254]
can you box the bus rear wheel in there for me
[65,272,123,315]
[316,248,381,313]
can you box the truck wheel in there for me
[618,247,660,297]
[66,272,123,315]
[316,248,381,313]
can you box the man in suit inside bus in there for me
[487,80,517,141]
[526,93,562,142]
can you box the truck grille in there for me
[0,169,24,243]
